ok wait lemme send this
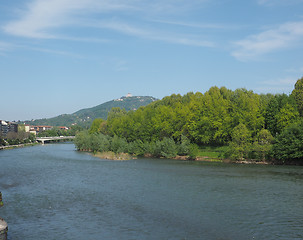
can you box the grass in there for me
[197,145,228,159]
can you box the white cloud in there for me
[3,0,128,38]
[2,0,212,47]
[232,21,303,61]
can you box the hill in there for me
[26,96,158,128]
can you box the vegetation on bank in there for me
[0,131,36,146]
[74,77,303,164]
[0,125,82,147]
[36,125,83,137]
[75,131,197,159]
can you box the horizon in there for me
[1,0,303,121]
[5,87,297,123]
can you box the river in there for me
[0,143,302,240]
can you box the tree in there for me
[276,103,299,131]
[252,129,274,161]
[89,118,105,134]
[107,107,127,122]
[272,120,303,164]
[291,77,303,116]
[228,123,251,160]
[264,94,299,136]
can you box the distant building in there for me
[24,125,30,132]
[58,126,69,130]
[126,93,132,98]
[29,125,68,134]
[0,120,18,137]
[30,125,53,133]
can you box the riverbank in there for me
[92,151,135,161]
[91,151,277,165]
[0,143,38,150]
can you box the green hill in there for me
[26,96,158,128]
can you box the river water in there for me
[0,143,302,240]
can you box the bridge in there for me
[36,136,75,144]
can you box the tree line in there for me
[75,77,303,164]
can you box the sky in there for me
[1,0,303,121]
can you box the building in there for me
[58,126,69,130]
[30,125,53,133]
[0,120,18,137]
[28,125,68,135]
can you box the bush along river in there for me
[0,143,302,240]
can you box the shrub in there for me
[110,135,128,153]
[177,135,191,156]
[128,140,146,156]
[160,137,178,158]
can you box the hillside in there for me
[26,96,158,127]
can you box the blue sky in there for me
[1,0,303,121]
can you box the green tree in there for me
[128,140,146,156]
[272,120,303,164]
[89,118,105,134]
[110,135,128,153]
[177,135,192,156]
[230,88,264,137]
[265,94,299,136]
[276,103,299,131]
[252,129,274,161]
[291,76,303,116]
[228,123,251,160]
[107,107,127,122]
[74,131,91,151]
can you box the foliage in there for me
[110,135,128,153]
[4,131,36,145]
[74,84,303,164]
[291,76,303,116]
[177,135,192,156]
[272,120,303,163]
[37,126,83,137]
[252,129,274,161]
[264,94,299,136]
[227,123,252,161]
[0,138,6,146]
[89,118,105,134]
[128,140,147,156]
[74,132,193,159]
[106,87,272,146]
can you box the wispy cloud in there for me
[27,46,84,58]
[2,0,213,47]
[0,41,14,55]
[257,77,297,93]
[0,40,82,58]
[257,0,303,6]
[151,19,234,30]
[3,0,133,38]
[90,20,214,47]
[231,21,303,61]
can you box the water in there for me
[0,143,302,240]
